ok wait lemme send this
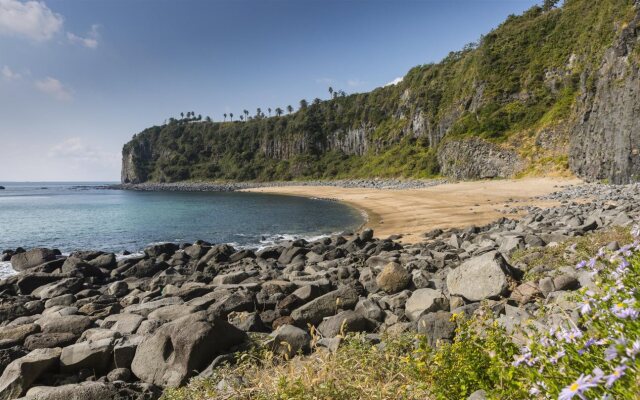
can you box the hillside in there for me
[122,0,640,184]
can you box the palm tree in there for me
[244,109,249,120]
[240,115,244,121]
[180,112,184,119]
[275,107,283,117]
[205,116,212,122]
[256,108,262,118]
[287,105,293,114]
[299,99,308,109]
[197,114,202,121]
[328,87,333,98]
[268,107,272,116]
[229,112,234,121]
[223,113,227,121]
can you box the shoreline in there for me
[242,177,584,243]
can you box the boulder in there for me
[317,310,369,338]
[404,288,449,321]
[20,382,122,400]
[10,249,57,272]
[416,311,456,347]
[268,324,310,358]
[60,338,114,373]
[31,278,83,300]
[375,262,410,294]
[446,251,511,301]
[0,348,61,400]
[0,324,40,345]
[131,314,246,387]
[39,315,92,336]
[509,281,542,305]
[24,333,76,351]
[290,286,359,326]
[101,314,144,335]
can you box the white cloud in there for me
[48,137,119,168]
[1,65,21,80]
[0,0,63,41]
[67,24,99,49]
[315,77,335,85]
[384,76,404,87]
[34,77,72,101]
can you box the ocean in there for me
[0,182,363,278]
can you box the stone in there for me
[553,274,580,291]
[60,338,114,373]
[227,312,266,332]
[131,314,246,387]
[446,251,511,301]
[268,324,311,358]
[0,347,27,376]
[107,281,129,297]
[538,277,555,296]
[10,249,57,272]
[290,286,359,326]
[467,389,487,400]
[147,304,199,322]
[21,382,121,400]
[509,281,543,305]
[44,294,75,309]
[354,299,385,322]
[39,315,92,336]
[144,243,179,258]
[32,279,83,300]
[0,324,40,345]
[375,262,410,294]
[404,288,449,321]
[24,333,76,351]
[101,313,144,335]
[212,271,249,285]
[106,367,131,382]
[317,310,369,338]
[416,311,456,347]
[0,347,61,400]
[123,297,184,317]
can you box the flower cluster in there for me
[512,224,640,399]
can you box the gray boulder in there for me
[268,324,311,358]
[10,249,57,272]
[404,288,449,321]
[416,311,456,347]
[446,251,511,301]
[20,382,122,400]
[0,348,61,400]
[290,286,359,326]
[59,338,113,373]
[318,310,370,338]
[131,314,246,387]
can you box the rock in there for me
[101,314,144,335]
[467,389,488,400]
[144,243,178,258]
[32,278,83,300]
[24,333,76,351]
[446,251,511,301]
[39,315,92,336]
[375,262,410,294]
[60,338,114,373]
[131,314,246,387]
[509,281,543,305]
[268,324,311,358]
[123,297,184,317]
[359,229,374,242]
[107,281,129,297]
[0,324,40,345]
[318,310,369,338]
[87,253,116,269]
[227,312,266,332]
[290,286,359,326]
[404,288,449,321]
[0,348,61,400]
[106,367,131,382]
[538,277,555,296]
[10,249,57,272]
[21,382,121,400]
[16,274,66,295]
[553,274,580,291]
[416,311,456,347]
[212,271,249,285]
[0,347,27,376]
[354,299,385,322]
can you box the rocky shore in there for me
[0,183,638,399]
[113,179,447,192]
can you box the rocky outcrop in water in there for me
[1,183,639,398]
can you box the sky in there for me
[0,0,540,182]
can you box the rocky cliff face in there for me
[121,0,640,184]
[569,12,640,183]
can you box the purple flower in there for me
[605,365,627,388]
[576,260,587,269]
[604,344,619,361]
[550,349,565,364]
[558,374,598,400]
[611,301,639,319]
[626,340,640,358]
[580,300,592,315]
[587,258,597,269]
[631,224,640,237]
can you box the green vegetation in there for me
[124,0,637,183]
[162,226,640,399]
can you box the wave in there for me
[0,261,16,279]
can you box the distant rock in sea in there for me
[0,186,5,189]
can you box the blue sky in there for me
[0,0,539,181]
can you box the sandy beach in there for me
[243,178,583,243]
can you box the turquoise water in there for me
[0,182,363,254]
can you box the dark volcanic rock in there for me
[10,249,57,272]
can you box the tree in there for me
[287,105,293,114]
[180,112,184,119]
[197,114,202,121]
[244,109,249,120]
[328,86,333,98]
[256,108,262,118]
[223,113,227,121]
[299,99,308,109]
[229,112,233,121]
[543,0,560,11]
[268,107,272,116]
[313,98,321,106]
[205,116,212,122]
[275,107,283,117]
[240,115,244,121]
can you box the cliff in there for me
[122,0,640,184]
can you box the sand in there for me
[242,178,583,244]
